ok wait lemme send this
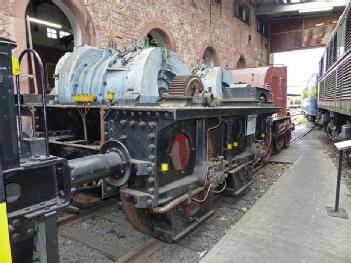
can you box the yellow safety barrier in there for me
[0,202,12,263]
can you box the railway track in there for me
[58,197,163,263]
[290,126,313,144]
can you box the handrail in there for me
[16,49,49,157]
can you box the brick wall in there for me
[1,0,269,68]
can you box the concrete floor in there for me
[201,130,351,263]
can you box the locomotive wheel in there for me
[275,135,284,152]
[263,134,273,162]
[121,194,151,235]
[283,131,291,149]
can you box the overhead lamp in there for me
[315,23,325,27]
[27,16,62,29]
[299,6,333,13]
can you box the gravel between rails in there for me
[58,161,291,263]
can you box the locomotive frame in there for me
[22,100,278,242]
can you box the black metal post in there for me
[335,150,343,212]
[36,212,59,263]
[326,148,349,219]
[15,75,23,142]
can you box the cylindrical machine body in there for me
[192,65,235,100]
[55,45,190,104]
[69,152,123,186]
[0,38,19,170]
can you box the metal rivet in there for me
[148,177,154,183]
[11,233,20,242]
[148,133,155,139]
[13,219,20,227]
[148,144,156,151]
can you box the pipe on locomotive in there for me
[69,140,132,188]
[69,152,125,186]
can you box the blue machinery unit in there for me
[54,45,190,104]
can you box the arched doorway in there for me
[26,0,78,93]
[236,54,247,69]
[11,0,95,94]
[202,47,218,67]
[147,29,166,48]
[146,28,174,50]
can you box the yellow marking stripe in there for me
[0,202,12,263]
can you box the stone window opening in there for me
[234,1,250,25]
[203,47,219,67]
[236,55,247,69]
[46,28,58,39]
[146,28,174,50]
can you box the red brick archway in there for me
[139,22,176,52]
[10,0,96,94]
[199,45,220,67]
[11,0,96,56]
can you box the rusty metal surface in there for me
[168,75,203,96]
[120,195,151,235]
[231,66,288,116]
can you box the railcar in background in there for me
[316,3,351,141]
[301,73,318,120]
[232,66,292,153]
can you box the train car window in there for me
[332,34,337,64]
[337,19,346,58]
[346,8,351,51]
[319,56,324,77]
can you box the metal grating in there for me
[319,79,326,100]
[342,55,351,99]
[345,7,351,52]
[336,64,343,99]
[330,71,336,100]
